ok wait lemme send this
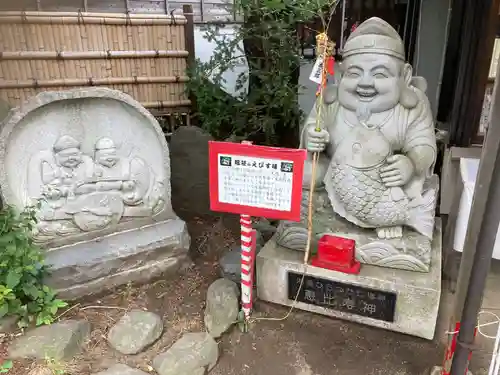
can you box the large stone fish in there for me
[324,124,436,239]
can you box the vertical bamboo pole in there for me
[183,5,196,113]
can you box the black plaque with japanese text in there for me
[287,272,397,322]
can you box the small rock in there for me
[95,363,150,375]
[253,218,277,241]
[219,245,263,284]
[204,278,239,338]
[153,332,218,375]
[8,319,90,360]
[27,365,53,375]
[0,315,19,333]
[107,310,163,355]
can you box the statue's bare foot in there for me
[376,226,403,239]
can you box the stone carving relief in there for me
[275,17,439,272]
[28,135,165,242]
[0,88,172,245]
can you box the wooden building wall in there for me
[0,0,241,23]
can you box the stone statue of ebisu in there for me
[275,17,439,272]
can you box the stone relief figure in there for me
[275,17,439,272]
[27,135,166,243]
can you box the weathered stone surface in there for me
[0,88,191,299]
[0,88,176,246]
[152,332,218,375]
[170,126,213,217]
[253,218,277,242]
[8,319,90,360]
[47,219,190,300]
[258,220,442,340]
[95,364,150,375]
[108,310,163,354]
[204,278,239,338]
[219,245,263,284]
[0,315,19,333]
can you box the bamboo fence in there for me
[0,9,196,111]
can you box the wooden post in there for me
[439,0,500,146]
[183,4,197,119]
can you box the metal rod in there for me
[449,46,500,375]
[339,0,346,51]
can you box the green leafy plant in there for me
[187,0,337,146]
[0,360,13,373]
[0,205,67,328]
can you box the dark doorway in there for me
[298,0,422,62]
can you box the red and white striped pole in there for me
[240,216,254,320]
[239,140,256,321]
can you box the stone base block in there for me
[257,221,442,340]
[45,218,190,300]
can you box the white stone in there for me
[258,220,442,340]
[152,332,219,375]
[204,278,239,338]
[107,310,163,355]
[0,88,190,297]
[8,320,90,360]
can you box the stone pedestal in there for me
[257,220,442,340]
[45,218,190,300]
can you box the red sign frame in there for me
[208,141,306,221]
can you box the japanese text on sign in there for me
[218,154,294,211]
[287,272,397,322]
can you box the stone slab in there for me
[257,219,442,340]
[45,218,190,300]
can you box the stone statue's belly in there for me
[333,125,391,169]
[328,124,409,227]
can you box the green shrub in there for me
[186,0,336,147]
[0,205,67,328]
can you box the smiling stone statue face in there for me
[338,54,405,114]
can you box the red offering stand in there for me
[311,235,361,274]
[209,141,306,320]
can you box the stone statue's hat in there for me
[343,17,405,60]
[53,135,80,152]
[95,137,116,151]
